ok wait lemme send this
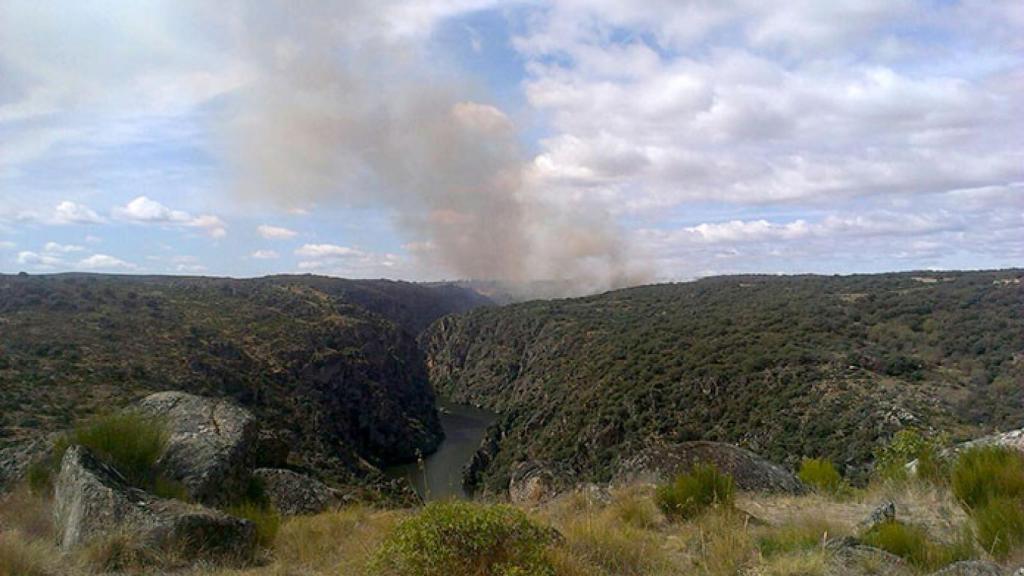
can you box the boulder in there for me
[54,445,256,562]
[928,561,1004,576]
[253,468,338,515]
[858,501,897,532]
[508,461,574,505]
[0,436,52,493]
[615,441,806,494]
[826,537,913,576]
[134,391,259,506]
[255,430,291,469]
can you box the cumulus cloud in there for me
[112,196,227,238]
[43,242,85,253]
[294,244,364,259]
[250,249,279,260]
[52,201,105,225]
[257,225,297,240]
[78,254,134,270]
[16,251,61,269]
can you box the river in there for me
[385,399,496,500]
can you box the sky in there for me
[1,1,1021,286]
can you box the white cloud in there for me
[112,196,227,238]
[77,254,134,270]
[294,244,364,259]
[51,201,104,225]
[250,249,279,260]
[17,251,61,268]
[257,225,298,240]
[0,241,15,250]
[43,242,85,253]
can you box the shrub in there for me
[798,458,843,494]
[226,501,281,548]
[368,501,557,576]
[951,446,1024,510]
[861,521,974,571]
[874,429,949,484]
[655,464,735,521]
[26,413,185,499]
[972,497,1024,560]
[757,519,839,558]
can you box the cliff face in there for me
[423,270,1024,492]
[0,274,488,485]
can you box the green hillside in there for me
[423,270,1024,492]
[0,273,488,487]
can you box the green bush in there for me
[797,458,843,494]
[368,501,557,576]
[655,464,735,521]
[861,521,974,571]
[757,520,838,558]
[226,501,281,548]
[951,446,1024,510]
[27,413,184,499]
[972,497,1024,560]
[875,429,951,484]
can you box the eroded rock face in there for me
[135,391,259,506]
[253,468,338,515]
[53,445,256,561]
[615,441,805,494]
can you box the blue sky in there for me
[1,1,1021,286]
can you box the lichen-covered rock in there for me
[134,391,259,506]
[0,436,52,493]
[253,468,338,515]
[826,537,913,576]
[53,445,256,561]
[615,441,806,494]
[859,501,897,532]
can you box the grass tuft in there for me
[951,446,1024,510]
[860,520,975,571]
[798,458,844,494]
[0,531,54,576]
[972,497,1024,560]
[226,501,281,549]
[655,464,735,521]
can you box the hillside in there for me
[0,273,489,489]
[423,270,1024,492]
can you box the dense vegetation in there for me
[0,273,488,489]
[424,270,1024,491]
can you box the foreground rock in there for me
[54,445,256,561]
[0,437,52,493]
[508,461,575,505]
[135,391,259,506]
[616,441,806,494]
[253,468,339,515]
[826,537,912,576]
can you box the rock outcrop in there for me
[858,501,897,532]
[508,461,575,505]
[0,437,52,493]
[615,441,806,494]
[54,445,256,561]
[134,391,259,506]
[253,468,339,515]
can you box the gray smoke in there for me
[204,2,646,290]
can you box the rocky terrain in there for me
[424,270,1024,492]
[0,273,489,492]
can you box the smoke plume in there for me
[206,2,645,291]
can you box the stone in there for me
[508,461,573,505]
[616,441,806,494]
[53,445,256,562]
[253,468,338,515]
[134,391,259,506]
[0,436,53,493]
[859,501,897,532]
[928,561,1004,576]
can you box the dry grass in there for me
[0,530,57,576]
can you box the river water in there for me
[386,399,496,500]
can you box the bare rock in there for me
[0,436,53,493]
[54,445,256,562]
[826,537,913,576]
[134,391,259,506]
[253,468,338,515]
[509,461,574,505]
[859,501,897,532]
[928,561,1004,576]
[616,441,806,494]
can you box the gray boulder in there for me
[0,436,53,493]
[135,391,259,506]
[616,441,806,494]
[253,468,338,515]
[509,461,574,505]
[54,445,256,562]
[929,561,1004,576]
[858,501,897,532]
